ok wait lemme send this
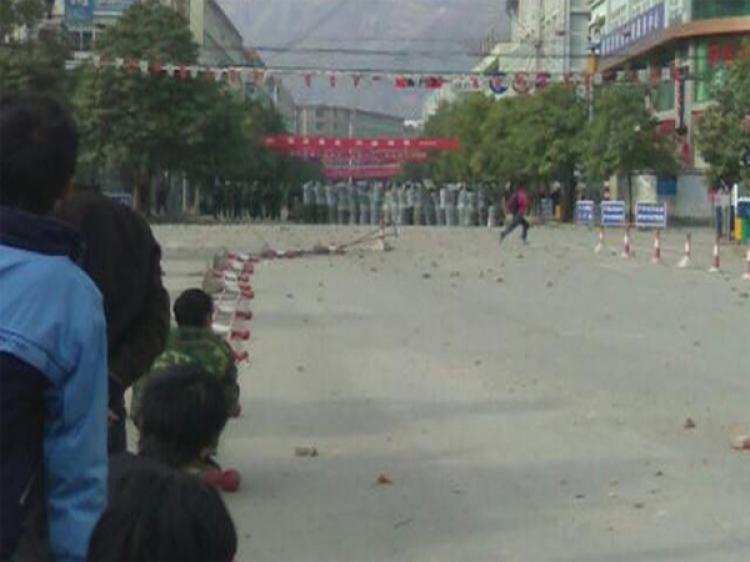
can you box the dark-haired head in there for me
[174,289,214,328]
[0,95,78,214]
[87,466,237,562]
[137,366,228,469]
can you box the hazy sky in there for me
[218,0,509,118]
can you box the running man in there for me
[499,184,531,244]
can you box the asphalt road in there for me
[155,223,750,562]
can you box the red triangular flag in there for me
[329,74,336,88]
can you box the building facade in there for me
[590,0,750,219]
[503,0,591,75]
[63,0,243,65]
[296,105,405,138]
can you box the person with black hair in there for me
[87,465,237,562]
[130,288,239,423]
[136,365,230,471]
[54,185,170,455]
[0,95,108,562]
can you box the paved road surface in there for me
[155,224,750,562]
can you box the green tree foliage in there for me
[421,85,586,217]
[416,82,677,221]
[72,0,200,209]
[696,48,750,188]
[0,0,70,97]
[71,0,317,214]
[581,84,677,219]
[0,0,47,40]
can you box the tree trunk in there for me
[562,167,577,223]
[627,174,634,224]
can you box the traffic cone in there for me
[651,230,662,264]
[594,226,604,254]
[376,217,390,251]
[708,238,720,273]
[743,245,750,281]
[677,233,692,268]
[621,226,632,259]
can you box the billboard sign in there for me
[601,201,627,227]
[600,3,665,57]
[94,0,138,16]
[635,202,668,229]
[64,0,94,25]
[575,201,596,226]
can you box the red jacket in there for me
[508,189,530,216]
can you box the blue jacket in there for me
[0,207,108,562]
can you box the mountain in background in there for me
[218,0,509,119]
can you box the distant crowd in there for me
[1,95,242,561]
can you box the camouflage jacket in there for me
[130,326,239,421]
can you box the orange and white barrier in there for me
[594,226,604,254]
[621,227,632,259]
[651,230,662,264]
[677,233,692,269]
[743,245,750,281]
[708,238,721,273]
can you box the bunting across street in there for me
[77,54,715,98]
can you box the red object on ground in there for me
[235,310,253,321]
[203,469,241,493]
[233,350,249,363]
[230,329,250,341]
[241,289,254,300]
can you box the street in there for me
[155,224,750,562]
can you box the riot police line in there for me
[298,182,503,227]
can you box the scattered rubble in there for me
[294,446,319,458]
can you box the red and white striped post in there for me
[621,226,632,259]
[678,233,692,268]
[594,226,604,254]
[651,230,662,264]
[743,245,750,281]
[708,237,721,273]
[377,216,387,251]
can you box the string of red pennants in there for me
[82,55,699,95]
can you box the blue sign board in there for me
[601,201,627,227]
[94,0,138,15]
[635,202,668,229]
[600,4,665,57]
[575,201,596,226]
[64,0,94,25]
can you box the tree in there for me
[0,0,48,40]
[0,0,70,97]
[72,0,201,212]
[581,83,677,220]
[696,46,750,188]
